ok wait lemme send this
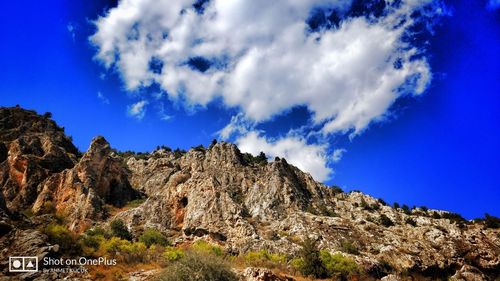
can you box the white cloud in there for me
[332,148,346,163]
[127,100,148,119]
[218,113,252,140]
[91,0,445,181]
[97,91,110,104]
[91,0,441,134]
[236,131,333,181]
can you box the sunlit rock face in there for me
[0,107,498,280]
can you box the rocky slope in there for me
[0,107,499,280]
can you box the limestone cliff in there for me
[0,107,498,280]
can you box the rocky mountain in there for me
[0,106,499,280]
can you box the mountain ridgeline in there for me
[0,107,499,281]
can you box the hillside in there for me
[0,106,499,281]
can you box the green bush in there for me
[401,204,411,214]
[80,234,105,254]
[158,251,238,281]
[320,251,362,279]
[192,240,223,256]
[163,247,185,261]
[139,228,170,247]
[340,240,359,255]
[331,185,343,194]
[85,226,111,238]
[192,145,206,152]
[43,224,80,254]
[405,217,417,227]
[241,151,268,166]
[125,199,146,208]
[99,237,148,263]
[379,214,394,227]
[484,213,500,229]
[243,250,287,268]
[110,219,132,240]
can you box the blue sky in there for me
[0,0,498,218]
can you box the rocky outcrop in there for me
[0,107,79,212]
[0,107,498,280]
[119,142,500,279]
[0,107,139,232]
[32,136,140,231]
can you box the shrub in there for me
[43,224,80,254]
[158,252,238,281]
[340,240,359,255]
[192,240,223,256]
[378,199,387,206]
[192,145,205,152]
[100,237,148,263]
[432,212,442,219]
[100,237,129,254]
[41,201,55,214]
[80,234,106,256]
[125,199,146,208]
[163,247,185,261]
[110,219,132,240]
[401,204,411,214]
[173,148,186,159]
[405,217,417,227]
[243,250,287,268]
[360,198,369,209]
[441,212,466,224]
[331,185,343,194]
[85,226,111,238]
[393,202,400,209]
[320,251,362,279]
[295,237,328,278]
[241,152,268,165]
[255,152,268,164]
[379,214,394,227]
[139,228,170,247]
[484,213,500,229]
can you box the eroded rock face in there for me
[0,107,498,280]
[0,108,139,232]
[119,143,500,279]
[33,136,140,231]
[0,107,79,212]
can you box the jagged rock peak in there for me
[0,106,78,155]
[0,107,80,211]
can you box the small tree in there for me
[484,213,500,229]
[209,139,217,149]
[405,217,417,227]
[297,237,328,278]
[110,219,132,240]
[393,202,400,209]
[139,229,170,247]
[331,185,343,194]
[379,214,394,227]
[255,152,268,165]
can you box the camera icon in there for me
[9,256,38,272]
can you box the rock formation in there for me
[0,107,498,280]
